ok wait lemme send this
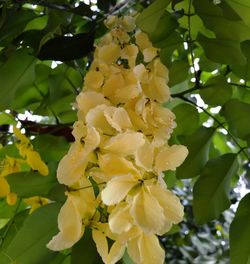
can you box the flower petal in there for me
[103,131,145,156]
[101,174,137,205]
[155,144,188,174]
[109,202,133,234]
[130,186,165,233]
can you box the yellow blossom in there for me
[24,196,49,214]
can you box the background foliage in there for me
[0,0,250,263]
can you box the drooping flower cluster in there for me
[47,16,188,264]
[0,127,49,206]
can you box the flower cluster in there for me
[47,16,188,264]
[0,127,49,206]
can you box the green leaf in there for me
[32,135,70,162]
[197,33,246,65]
[0,112,17,125]
[172,103,199,135]
[136,0,171,33]
[0,210,29,250]
[0,50,36,111]
[176,126,215,179]
[200,75,232,106]
[169,60,190,87]
[194,0,250,41]
[221,99,250,139]
[193,153,238,224]
[0,203,60,264]
[6,169,57,198]
[71,227,103,264]
[226,0,250,26]
[0,8,37,45]
[232,40,250,80]
[230,193,250,264]
[122,250,135,264]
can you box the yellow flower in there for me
[127,232,165,264]
[92,229,125,264]
[13,127,48,176]
[24,196,49,213]
[6,192,17,206]
[57,126,100,186]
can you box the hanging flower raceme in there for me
[0,127,49,205]
[47,15,188,264]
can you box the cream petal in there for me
[92,229,108,263]
[97,43,121,64]
[127,235,142,264]
[109,202,133,234]
[139,233,165,264]
[104,107,132,132]
[155,144,188,174]
[84,70,104,91]
[58,197,83,241]
[103,131,145,156]
[149,185,184,226]
[47,230,83,251]
[86,105,115,135]
[76,91,110,120]
[135,141,154,171]
[107,241,126,264]
[101,174,138,205]
[130,187,165,233]
[98,154,137,179]
[57,143,87,185]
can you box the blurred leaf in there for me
[6,169,57,198]
[169,60,189,86]
[0,50,36,111]
[200,75,232,106]
[71,228,103,264]
[230,193,250,264]
[0,210,29,250]
[32,135,70,162]
[226,0,250,26]
[193,153,238,224]
[172,103,199,135]
[176,126,215,179]
[0,200,26,219]
[122,250,134,264]
[221,99,250,139]
[213,132,232,154]
[38,31,95,61]
[47,183,67,204]
[194,0,250,41]
[197,33,246,65]
[232,40,250,80]
[164,171,176,189]
[0,203,60,264]
[0,112,17,125]
[136,0,171,33]
[0,8,37,45]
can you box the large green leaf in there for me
[0,9,37,45]
[71,228,103,264]
[200,75,232,106]
[226,0,250,26]
[6,169,57,198]
[194,0,250,41]
[193,153,238,224]
[230,193,250,264]
[197,33,246,65]
[221,99,250,139]
[136,0,171,33]
[32,135,70,162]
[176,126,215,179]
[0,203,60,264]
[0,210,29,250]
[172,103,199,135]
[231,40,250,80]
[169,60,190,87]
[0,50,36,110]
